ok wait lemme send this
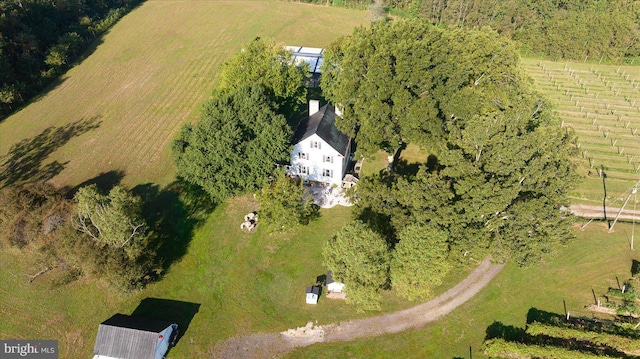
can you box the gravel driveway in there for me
[212,257,504,359]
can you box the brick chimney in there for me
[309,100,320,116]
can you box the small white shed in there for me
[326,270,344,293]
[306,286,321,304]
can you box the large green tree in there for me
[322,20,441,156]
[73,184,146,260]
[391,224,451,301]
[323,220,390,311]
[218,37,308,117]
[438,92,577,263]
[257,170,318,232]
[172,84,291,202]
[353,166,455,239]
[338,20,577,266]
[322,21,525,158]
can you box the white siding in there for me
[290,134,345,185]
[327,282,345,293]
[306,293,319,304]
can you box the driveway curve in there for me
[212,256,504,359]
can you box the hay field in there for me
[0,0,369,189]
[0,2,369,357]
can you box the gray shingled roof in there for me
[306,286,321,295]
[326,270,335,285]
[292,104,350,155]
[93,314,172,359]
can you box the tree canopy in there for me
[218,37,308,118]
[256,170,319,232]
[322,20,437,155]
[336,20,577,266]
[322,21,525,157]
[172,84,292,202]
[73,184,146,260]
[391,224,451,301]
[323,220,390,311]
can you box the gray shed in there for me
[93,314,177,359]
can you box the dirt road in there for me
[212,257,504,359]
[570,204,640,221]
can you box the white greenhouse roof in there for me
[286,46,324,74]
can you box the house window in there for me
[299,166,309,175]
[322,169,333,177]
[310,141,321,149]
[323,155,333,163]
[298,152,308,160]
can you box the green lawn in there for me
[2,2,640,358]
[0,198,349,358]
[0,1,371,358]
[0,0,369,189]
[0,194,471,358]
[286,221,640,358]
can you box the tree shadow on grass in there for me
[632,259,640,278]
[64,169,125,198]
[393,159,421,177]
[0,116,101,188]
[485,321,526,341]
[131,297,200,344]
[132,178,216,278]
[393,154,440,177]
[526,307,561,325]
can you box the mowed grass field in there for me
[522,59,640,206]
[0,1,370,358]
[0,0,369,189]
[0,143,471,358]
[2,2,639,358]
[0,196,356,358]
[287,221,640,358]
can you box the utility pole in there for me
[609,181,639,232]
[632,185,637,250]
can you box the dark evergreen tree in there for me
[172,85,292,202]
[332,20,578,266]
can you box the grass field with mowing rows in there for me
[0,1,370,358]
[0,0,369,189]
[522,59,640,206]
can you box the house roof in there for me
[93,314,173,359]
[292,104,350,155]
[326,270,335,285]
[306,286,321,295]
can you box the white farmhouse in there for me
[290,100,351,186]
